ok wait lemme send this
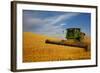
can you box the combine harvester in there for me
[45,28,90,51]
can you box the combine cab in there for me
[66,28,85,41]
[66,28,80,40]
[45,28,90,51]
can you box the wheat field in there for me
[23,32,91,62]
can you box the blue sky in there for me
[23,10,91,39]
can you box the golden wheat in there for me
[23,32,91,62]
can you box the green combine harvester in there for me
[66,28,85,41]
[46,28,90,51]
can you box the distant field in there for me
[23,32,91,62]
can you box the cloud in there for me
[23,11,80,39]
[48,13,79,26]
[60,23,66,26]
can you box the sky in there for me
[23,10,91,39]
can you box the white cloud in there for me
[24,12,80,39]
[60,23,66,26]
[48,13,79,25]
